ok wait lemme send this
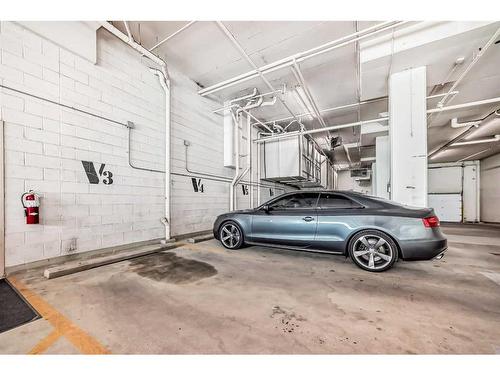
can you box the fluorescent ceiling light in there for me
[451,135,500,146]
[293,86,315,121]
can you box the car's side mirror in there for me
[262,204,272,213]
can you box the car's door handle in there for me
[302,216,315,222]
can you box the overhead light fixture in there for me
[451,135,500,147]
[293,86,315,121]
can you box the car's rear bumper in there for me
[400,238,448,261]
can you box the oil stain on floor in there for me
[129,252,217,284]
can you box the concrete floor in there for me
[1,223,499,354]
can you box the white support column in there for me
[375,135,390,199]
[389,66,428,207]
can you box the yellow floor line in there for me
[9,276,111,355]
[28,329,62,354]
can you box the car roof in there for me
[276,190,397,208]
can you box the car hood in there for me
[230,209,256,214]
[218,209,256,217]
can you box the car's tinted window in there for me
[317,193,361,209]
[269,193,319,209]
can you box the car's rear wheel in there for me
[348,230,398,272]
[219,221,244,249]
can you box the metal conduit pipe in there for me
[291,61,328,130]
[128,127,165,173]
[437,26,500,108]
[255,117,389,143]
[213,88,283,114]
[248,114,254,208]
[229,88,258,104]
[231,103,274,134]
[200,21,408,96]
[148,21,197,52]
[291,61,330,145]
[215,21,310,143]
[99,21,172,241]
[258,91,459,126]
[256,96,500,145]
[123,21,132,39]
[257,131,262,206]
[427,96,500,114]
[229,111,241,211]
[0,84,129,127]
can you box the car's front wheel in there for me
[219,221,244,249]
[348,230,398,272]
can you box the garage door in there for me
[428,166,463,222]
[428,194,462,222]
[428,166,462,194]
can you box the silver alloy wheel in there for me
[220,223,241,249]
[353,235,394,270]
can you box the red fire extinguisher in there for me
[21,190,40,224]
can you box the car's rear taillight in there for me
[422,215,440,228]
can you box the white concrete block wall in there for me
[0,21,288,268]
[0,22,170,267]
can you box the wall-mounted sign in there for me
[242,185,249,195]
[269,188,274,197]
[82,161,113,185]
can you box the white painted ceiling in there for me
[111,20,500,165]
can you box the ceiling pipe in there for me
[123,21,132,39]
[291,62,327,129]
[291,61,330,145]
[427,96,500,114]
[217,21,334,164]
[216,21,329,161]
[255,117,389,143]
[428,107,500,159]
[212,88,282,113]
[148,21,197,51]
[256,96,500,160]
[229,88,258,104]
[99,21,172,242]
[258,91,459,126]
[260,96,277,107]
[99,22,167,70]
[451,135,500,146]
[236,96,264,115]
[217,21,328,163]
[436,26,500,108]
[229,111,242,211]
[457,148,492,162]
[199,21,408,97]
[217,103,274,133]
[451,117,482,128]
[215,21,307,133]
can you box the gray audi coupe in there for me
[213,191,447,272]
